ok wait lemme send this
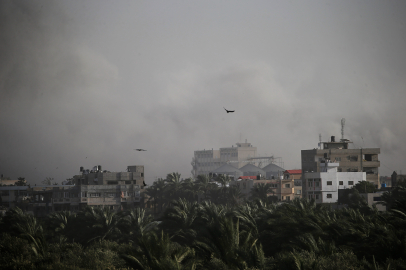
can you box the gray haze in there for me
[1,0,405,185]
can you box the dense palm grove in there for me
[1,173,406,270]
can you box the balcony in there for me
[280,188,294,194]
[362,160,380,168]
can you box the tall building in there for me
[192,141,257,176]
[301,136,380,198]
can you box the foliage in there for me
[42,177,55,185]
[3,172,406,269]
[353,181,377,193]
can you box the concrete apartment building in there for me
[301,135,380,197]
[192,141,257,176]
[70,165,144,210]
[281,170,302,201]
[0,165,145,217]
[304,162,366,204]
[229,170,302,202]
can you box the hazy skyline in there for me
[1,0,405,185]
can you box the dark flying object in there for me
[224,107,235,113]
[134,149,147,151]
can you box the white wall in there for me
[305,169,366,204]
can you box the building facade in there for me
[192,141,257,176]
[304,162,366,204]
[0,165,145,217]
[301,136,380,198]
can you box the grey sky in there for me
[1,0,405,185]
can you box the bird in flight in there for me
[134,149,147,151]
[224,107,235,113]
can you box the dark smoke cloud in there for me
[1,1,405,185]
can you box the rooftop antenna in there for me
[341,118,345,141]
[319,133,322,149]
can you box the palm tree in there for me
[10,208,48,256]
[145,178,168,215]
[81,206,124,243]
[159,198,200,246]
[47,210,77,242]
[166,172,183,203]
[121,231,199,270]
[250,183,273,202]
[197,201,229,228]
[122,208,160,242]
[195,175,217,202]
[216,174,231,188]
[226,185,243,206]
[195,216,265,269]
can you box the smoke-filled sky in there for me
[1,0,405,185]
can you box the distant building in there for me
[0,165,145,216]
[304,162,366,203]
[391,171,406,187]
[0,179,22,186]
[262,163,285,179]
[301,135,380,198]
[192,141,257,176]
[229,170,302,202]
[239,164,265,178]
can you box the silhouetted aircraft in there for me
[224,107,235,113]
[134,149,147,151]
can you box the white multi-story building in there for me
[304,162,366,203]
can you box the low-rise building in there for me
[360,191,386,211]
[0,165,145,216]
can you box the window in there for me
[285,184,290,188]
[348,181,354,185]
[327,181,332,185]
[315,181,319,187]
[315,194,319,200]
[308,182,313,187]
[373,197,381,201]
[81,192,87,197]
[106,193,117,198]
[107,181,118,185]
[339,181,343,185]
[335,157,342,161]
[338,168,342,172]
[89,193,101,197]
[141,173,144,177]
[308,195,312,200]
[286,196,290,201]
[296,190,302,194]
[327,194,332,198]
[281,196,284,200]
